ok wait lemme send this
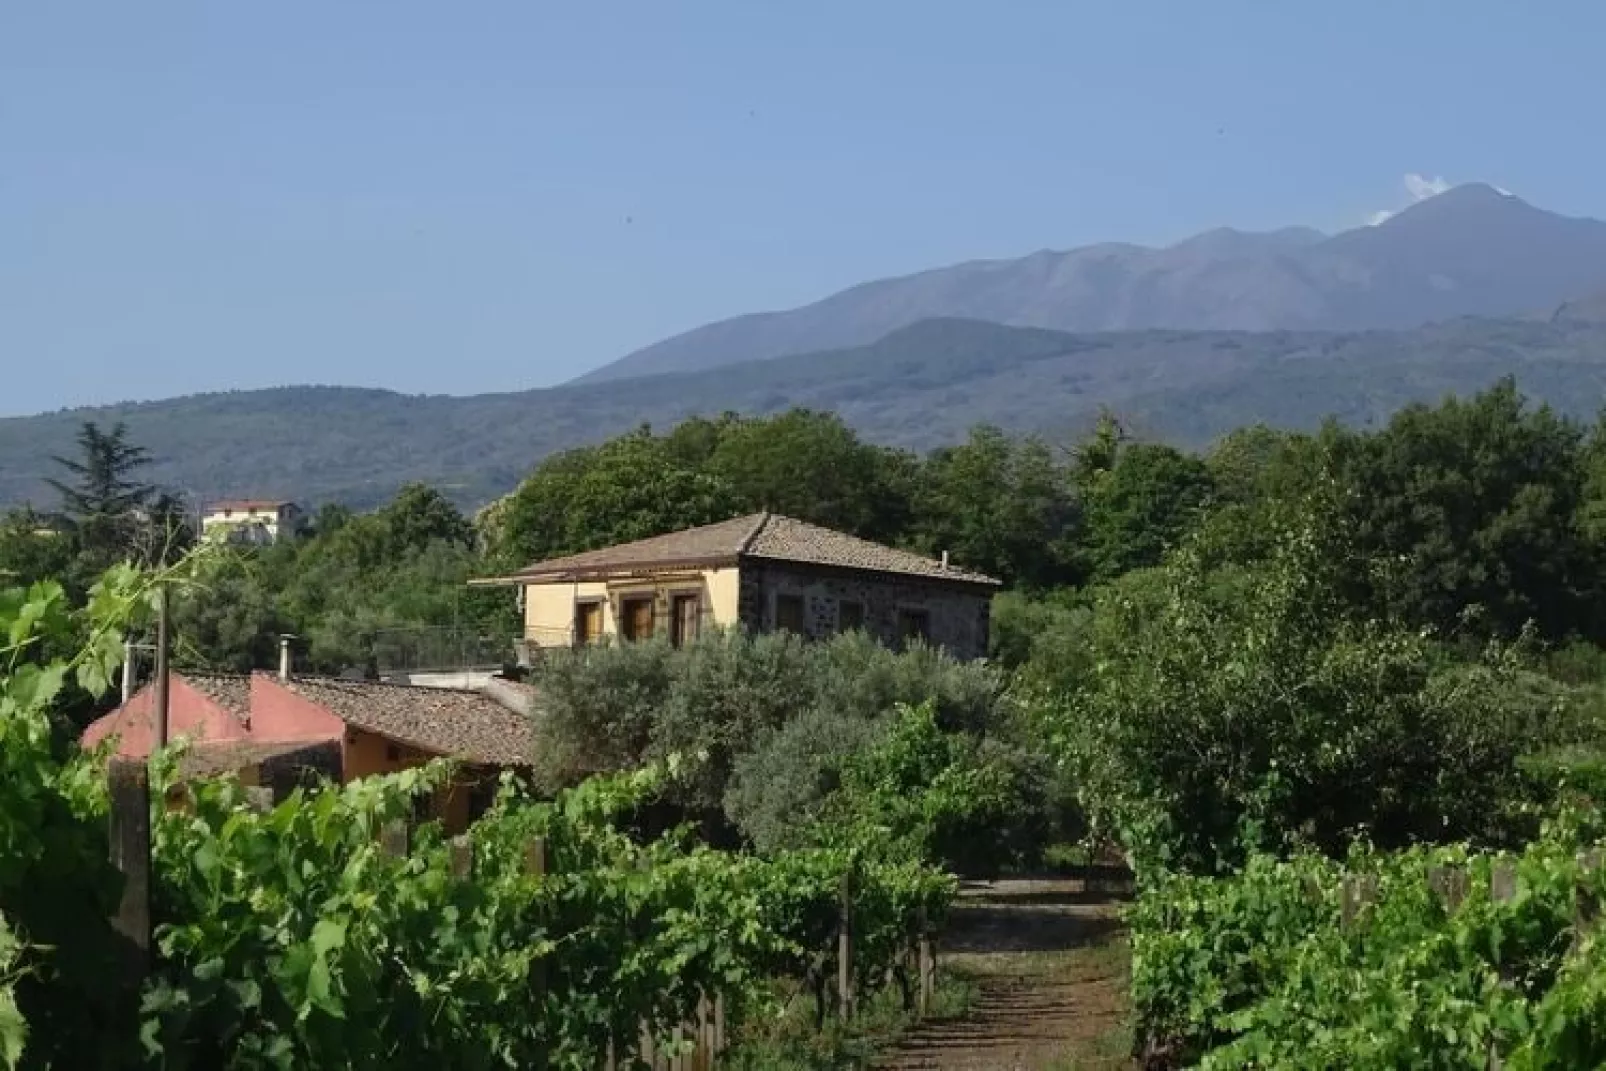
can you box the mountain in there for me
[6,314,1606,512]
[580,184,1606,383]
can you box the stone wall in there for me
[737,561,992,660]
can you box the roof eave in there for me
[738,552,1002,589]
[492,553,741,585]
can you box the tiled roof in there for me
[281,677,534,767]
[745,515,999,585]
[184,673,252,724]
[509,513,999,587]
[207,499,294,512]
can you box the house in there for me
[201,500,304,545]
[477,512,1000,661]
[81,669,535,831]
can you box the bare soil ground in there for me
[876,873,1133,1071]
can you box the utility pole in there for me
[121,637,136,704]
[152,584,170,750]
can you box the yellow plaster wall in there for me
[523,580,611,648]
[521,568,739,647]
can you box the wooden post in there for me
[449,835,473,879]
[525,835,549,1002]
[838,870,854,1021]
[1575,849,1603,949]
[121,636,136,704]
[1428,866,1471,912]
[380,819,409,858]
[152,585,170,749]
[918,907,935,1017]
[603,1036,617,1071]
[1490,860,1518,904]
[638,1019,656,1071]
[108,760,152,983]
[699,993,717,1070]
[1341,873,1377,929]
[524,835,548,878]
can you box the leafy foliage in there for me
[1042,487,1592,876]
[0,565,155,1069]
[526,628,1008,849]
[815,702,1050,877]
[1129,813,1606,1067]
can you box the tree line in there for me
[8,378,1606,713]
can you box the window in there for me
[896,608,931,646]
[838,600,865,632]
[671,593,701,648]
[621,596,655,642]
[775,593,806,634]
[468,779,496,823]
[575,600,605,645]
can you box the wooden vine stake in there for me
[379,819,409,858]
[1427,865,1470,912]
[449,835,473,879]
[1575,848,1604,952]
[838,870,855,1021]
[1490,860,1518,905]
[524,835,549,1001]
[917,904,935,1018]
[1340,874,1377,929]
[108,759,152,985]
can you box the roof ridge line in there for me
[736,511,771,556]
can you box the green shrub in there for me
[1042,495,1590,876]
[530,628,1009,852]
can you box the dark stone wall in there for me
[739,561,991,660]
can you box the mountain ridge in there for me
[7,311,1606,512]
[578,183,1606,383]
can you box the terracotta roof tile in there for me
[745,515,999,585]
[509,513,999,586]
[511,514,760,579]
[184,673,252,724]
[281,677,533,766]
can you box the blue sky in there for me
[4,2,1604,415]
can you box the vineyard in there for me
[1130,812,1606,1068]
[0,575,959,1069]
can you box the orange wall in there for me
[249,674,347,741]
[81,676,250,757]
[343,726,478,833]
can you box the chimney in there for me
[940,550,950,571]
[278,635,295,681]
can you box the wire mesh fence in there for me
[366,628,512,674]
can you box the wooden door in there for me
[622,597,655,642]
[671,594,700,648]
[575,601,604,646]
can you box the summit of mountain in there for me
[579,184,1606,383]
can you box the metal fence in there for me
[366,628,512,674]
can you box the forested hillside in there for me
[5,314,1606,511]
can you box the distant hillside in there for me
[5,315,1606,512]
[582,184,1606,383]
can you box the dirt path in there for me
[877,873,1133,1071]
